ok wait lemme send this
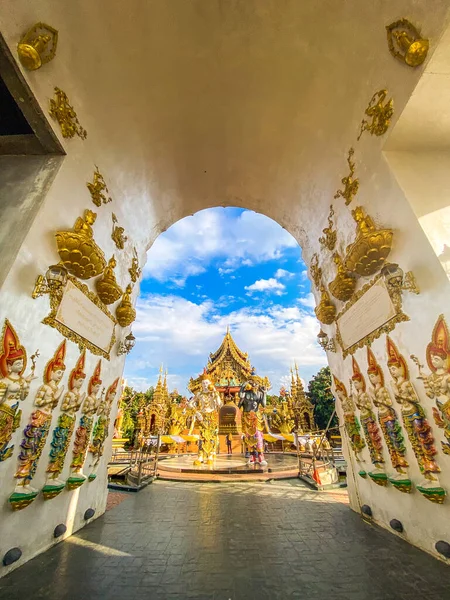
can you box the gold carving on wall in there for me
[129,247,142,283]
[87,167,112,207]
[17,22,58,71]
[357,90,394,141]
[116,284,136,327]
[314,286,336,325]
[309,253,322,290]
[334,148,359,206]
[111,213,128,250]
[49,87,87,140]
[335,273,409,358]
[329,252,356,302]
[55,209,106,280]
[42,275,116,360]
[386,19,429,67]
[344,206,393,277]
[319,206,337,252]
[96,256,123,305]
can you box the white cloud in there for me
[275,268,294,279]
[245,278,286,295]
[124,293,327,394]
[143,208,298,285]
[298,293,316,309]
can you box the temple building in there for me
[189,329,270,441]
[289,365,316,432]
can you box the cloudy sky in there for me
[124,207,327,394]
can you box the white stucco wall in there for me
[1,0,450,575]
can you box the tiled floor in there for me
[1,479,449,599]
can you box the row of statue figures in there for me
[0,319,120,510]
[334,314,450,504]
[137,362,316,467]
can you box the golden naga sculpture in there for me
[319,205,337,252]
[314,286,336,325]
[96,256,123,305]
[129,247,142,283]
[111,213,128,250]
[357,89,394,141]
[55,209,106,280]
[49,87,87,140]
[386,19,429,67]
[329,252,356,302]
[334,148,359,206]
[344,206,393,277]
[309,253,323,290]
[116,284,136,327]
[87,167,112,207]
[17,22,58,71]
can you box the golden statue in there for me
[314,286,336,325]
[55,209,106,280]
[344,206,393,277]
[329,252,356,302]
[116,284,136,327]
[386,19,429,67]
[111,213,128,250]
[189,372,222,465]
[96,255,123,305]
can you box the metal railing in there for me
[108,435,161,487]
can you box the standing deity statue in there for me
[386,338,440,479]
[190,372,222,465]
[333,375,365,459]
[89,377,120,479]
[0,320,38,463]
[238,373,267,466]
[12,341,66,505]
[67,360,102,488]
[366,347,410,492]
[350,357,386,484]
[411,315,450,456]
[43,351,86,497]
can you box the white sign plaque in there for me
[55,280,115,353]
[337,279,397,351]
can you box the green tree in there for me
[306,366,337,431]
[120,385,154,445]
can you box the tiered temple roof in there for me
[188,328,270,393]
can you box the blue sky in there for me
[124,207,327,394]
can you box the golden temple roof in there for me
[188,329,270,393]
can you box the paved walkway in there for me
[1,480,449,599]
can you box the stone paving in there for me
[1,479,450,599]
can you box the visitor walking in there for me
[226,433,232,454]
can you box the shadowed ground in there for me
[0,479,449,599]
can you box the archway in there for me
[1,0,450,579]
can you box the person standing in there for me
[226,433,232,454]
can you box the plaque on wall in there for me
[336,275,409,357]
[42,277,116,359]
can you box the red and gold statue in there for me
[411,315,450,457]
[89,377,120,480]
[387,337,445,503]
[43,351,86,499]
[10,341,66,510]
[67,360,102,489]
[350,357,386,485]
[0,320,37,463]
[333,375,365,459]
[366,347,410,493]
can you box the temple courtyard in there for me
[0,479,449,600]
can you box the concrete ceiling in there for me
[3,1,450,248]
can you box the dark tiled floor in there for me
[1,479,450,599]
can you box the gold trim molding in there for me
[42,275,116,360]
[335,273,409,358]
